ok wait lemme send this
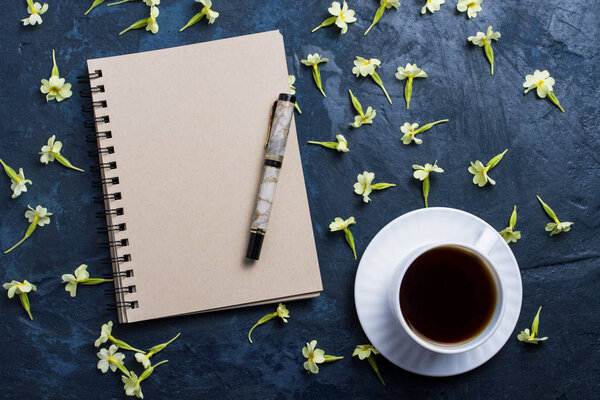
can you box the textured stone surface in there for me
[0,0,599,398]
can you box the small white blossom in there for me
[395,63,427,80]
[523,70,555,99]
[352,57,381,77]
[25,205,52,226]
[328,1,357,34]
[468,25,500,47]
[421,0,444,14]
[97,345,126,373]
[146,6,159,34]
[22,2,48,26]
[457,0,483,18]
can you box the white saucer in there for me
[354,207,522,377]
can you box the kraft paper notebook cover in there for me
[83,31,322,323]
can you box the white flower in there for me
[122,371,143,398]
[97,345,126,373]
[3,280,37,299]
[61,264,90,297]
[146,6,159,34]
[329,216,356,232]
[382,0,400,9]
[25,205,52,226]
[352,344,379,360]
[301,53,328,66]
[22,2,48,26]
[456,0,483,18]
[328,1,357,34]
[288,75,296,94]
[395,63,428,80]
[468,160,494,186]
[302,340,326,374]
[95,321,114,347]
[334,135,349,152]
[353,171,375,203]
[412,162,443,181]
[352,107,376,128]
[40,135,62,164]
[144,0,160,5]
[40,75,73,102]
[135,352,152,369]
[400,123,421,145]
[523,70,555,98]
[352,57,381,77]
[468,25,500,47]
[421,0,444,14]
[198,0,219,23]
[10,169,32,199]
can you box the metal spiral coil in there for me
[91,176,119,187]
[104,285,136,295]
[86,131,112,143]
[83,115,109,128]
[106,301,139,310]
[90,161,117,172]
[79,85,105,98]
[93,192,122,203]
[97,223,127,233]
[95,208,124,217]
[82,100,107,113]
[77,70,103,83]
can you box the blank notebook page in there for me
[88,31,322,323]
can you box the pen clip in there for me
[265,101,277,149]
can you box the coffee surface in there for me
[399,246,497,346]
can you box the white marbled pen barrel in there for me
[246,93,296,260]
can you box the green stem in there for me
[80,278,113,285]
[119,18,148,36]
[423,177,430,208]
[323,355,344,362]
[547,92,565,113]
[85,0,105,15]
[364,6,385,36]
[343,228,357,260]
[54,153,84,172]
[107,0,135,5]
[405,77,413,110]
[19,293,33,320]
[313,65,326,98]
[247,313,276,343]
[179,11,206,32]
[109,336,146,353]
[294,102,302,114]
[484,41,494,76]
[371,72,391,104]
[414,119,449,134]
[367,355,385,385]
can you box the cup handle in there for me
[474,228,498,255]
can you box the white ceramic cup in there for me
[388,237,506,355]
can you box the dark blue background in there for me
[1,0,599,398]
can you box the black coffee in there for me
[399,245,497,346]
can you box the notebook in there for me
[83,31,322,323]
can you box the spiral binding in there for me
[81,69,137,317]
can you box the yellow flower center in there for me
[108,356,116,364]
[535,80,545,88]
[49,86,60,95]
[363,61,370,66]
[339,12,346,21]
[467,1,476,7]
[17,282,28,288]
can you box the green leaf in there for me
[509,205,517,229]
[85,0,105,15]
[484,42,494,75]
[19,293,33,320]
[414,119,449,134]
[404,78,413,110]
[367,354,385,385]
[348,90,364,116]
[312,16,337,32]
[119,17,149,36]
[371,183,395,190]
[179,11,206,32]
[531,306,542,337]
[344,228,357,260]
[486,149,508,169]
[547,92,565,113]
[536,195,559,222]
[54,153,84,172]
[312,66,326,97]
[0,159,20,181]
[371,72,392,104]
[364,6,385,36]
[248,312,276,343]
[423,177,430,208]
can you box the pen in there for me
[246,93,296,260]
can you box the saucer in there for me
[354,207,522,377]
